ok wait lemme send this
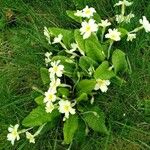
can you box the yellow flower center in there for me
[85,9,91,15]
[12,130,18,137]
[48,94,54,100]
[48,105,54,109]
[97,80,105,86]
[28,135,33,139]
[86,25,91,32]
[64,105,70,112]
[53,66,58,72]
[111,34,117,40]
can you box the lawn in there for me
[0,0,150,149]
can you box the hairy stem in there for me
[107,41,114,59]
[101,27,106,42]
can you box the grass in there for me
[0,0,150,149]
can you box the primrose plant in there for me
[7,0,150,146]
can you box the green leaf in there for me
[66,10,82,23]
[52,56,76,77]
[74,29,86,55]
[83,106,108,134]
[93,13,101,22]
[94,61,115,80]
[74,30,100,57]
[74,119,86,143]
[57,87,70,98]
[77,79,96,94]
[48,27,74,48]
[118,28,128,38]
[22,106,60,127]
[79,56,98,72]
[35,95,44,105]
[63,114,78,144]
[112,49,128,73]
[85,36,105,62]
[76,93,88,102]
[40,67,50,85]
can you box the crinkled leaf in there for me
[57,87,70,98]
[74,119,86,143]
[48,27,74,48]
[94,61,115,80]
[63,114,78,144]
[85,36,105,62]
[79,56,98,72]
[118,28,128,38]
[76,93,88,102]
[83,106,108,134]
[77,79,96,94]
[66,10,82,23]
[74,29,86,55]
[112,49,128,73]
[93,13,101,22]
[35,95,44,105]
[22,106,60,127]
[40,67,50,85]
[101,43,110,56]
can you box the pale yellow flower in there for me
[139,16,150,33]
[114,0,133,7]
[94,79,110,92]
[44,27,51,44]
[52,34,63,44]
[26,132,35,144]
[74,10,83,17]
[49,78,61,93]
[80,19,98,39]
[45,102,55,113]
[105,28,121,41]
[44,90,56,103]
[7,124,20,145]
[49,60,64,79]
[82,6,96,18]
[58,100,75,121]
[127,33,136,41]
[98,19,111,28]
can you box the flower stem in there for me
[121,0,126,16]
[19,127,33,134]
[101,27,106,42]
[129,26,144,33]
[34,123,46,136]
[60,84,72,88]
[67,142,73,150]
[60,42,67,50]
[80,111,99,117]
[32,86,44,95]
[107,41,113,60]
